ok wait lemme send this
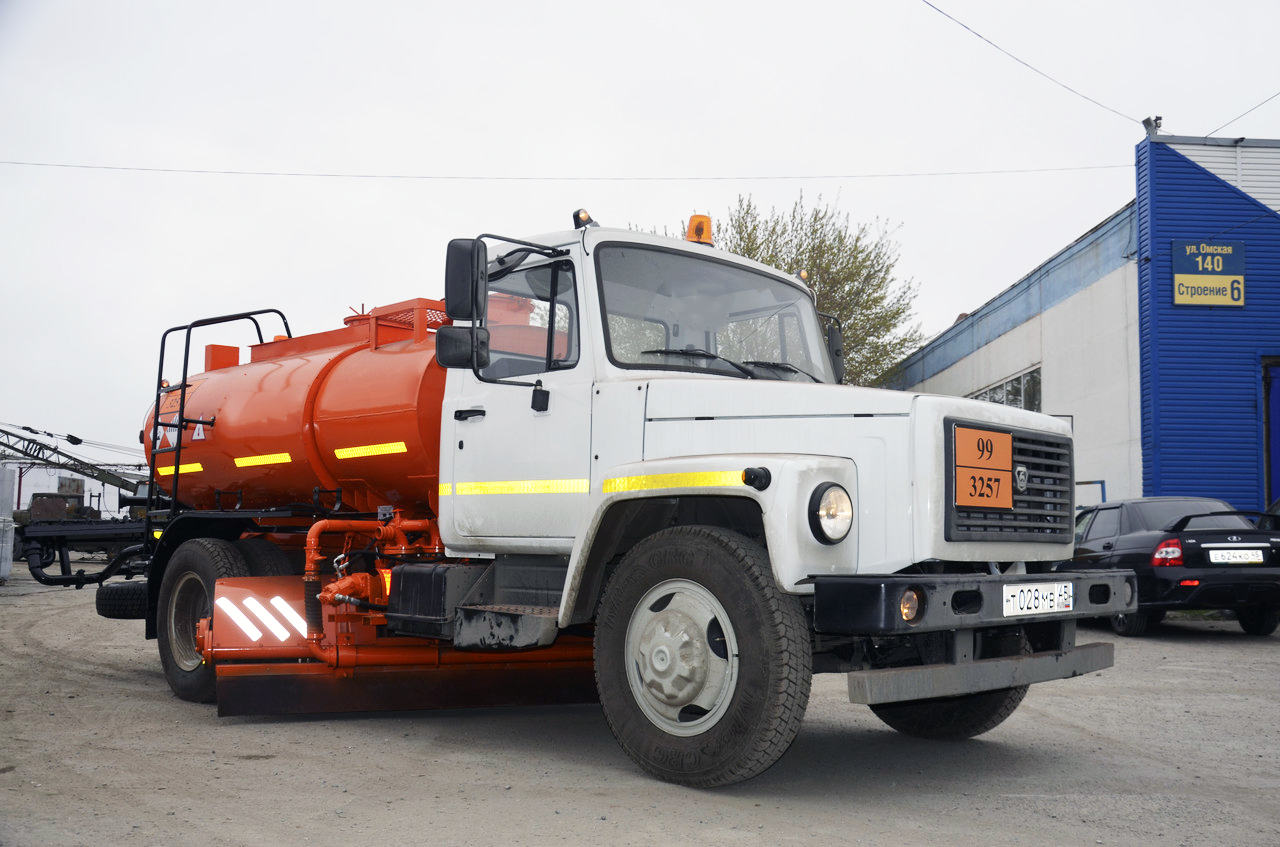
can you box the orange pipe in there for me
[302,512,443,639]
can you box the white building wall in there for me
[913,260,1142,507]
[1172,141,1280,213]
[0,467,14,581]
[1044,261,1142,506]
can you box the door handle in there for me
[454,409,486,421]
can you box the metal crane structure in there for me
[0,426,145,500]
[2,426,150,588]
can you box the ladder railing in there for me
[144,309,291,550]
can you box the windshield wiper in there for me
[640,348,756,378]
[742,360,822,383]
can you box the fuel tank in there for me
[144,299,449,516]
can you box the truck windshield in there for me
[596,244,836,383]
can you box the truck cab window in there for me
[481,259,579,380]
[597,244,836,384]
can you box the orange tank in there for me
[144,299,449,517]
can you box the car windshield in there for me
[1132,498,1253,530]
[596,244,836,383]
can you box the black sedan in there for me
[1062,497,1280,636]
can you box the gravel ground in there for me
[2,560,1278,847]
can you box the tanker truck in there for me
[87,210,1133,787]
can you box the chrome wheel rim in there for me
[167,571,207,672]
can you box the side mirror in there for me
[826,322,846,384]
[435,325,490,369]
[445,238,488,322]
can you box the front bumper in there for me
[809,570,1137,636]
[845,640,1115,704]
[807,570,1136,705]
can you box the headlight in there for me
[809,483,853,544]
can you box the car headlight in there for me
[809,483,853,544]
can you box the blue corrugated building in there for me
[894,132,1280,510]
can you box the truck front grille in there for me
[945,423,1074,543]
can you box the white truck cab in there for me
[431,213,1136,787]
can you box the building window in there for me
[971,368,1040,412]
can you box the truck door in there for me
[440,257,592,547]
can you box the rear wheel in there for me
[1237,606,1278,636]
[1110,609,1149,637]
[95,580,148,620]
[156,538,250,703]
[869,630,1030,740]
[594,526,811,787]
[235,538,296,576]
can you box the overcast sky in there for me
[3,0,1279,472]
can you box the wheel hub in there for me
[636,608,708,707]
[623,578,739,736]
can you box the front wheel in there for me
[869,629,1030,740]
[156,538,250,703]
[594,526,811,788]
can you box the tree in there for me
[713,194,923,387]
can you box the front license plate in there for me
[1208,549,1266,564]
[1003,582,1073,617]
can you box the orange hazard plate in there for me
[954,426,1013,509]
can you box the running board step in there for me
[454,604,560,651]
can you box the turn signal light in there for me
[899,588,923,622]
[1151,538,1184,567]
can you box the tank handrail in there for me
[144,309,293,550]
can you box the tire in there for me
[594,526,812,788]
[156,538,250,703]
[1110,609,1149,637]
[95,580,148,620]
[1237,606,1279,637]
[869,629,1030,740]
[234,538,297,576]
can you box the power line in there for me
[1206,90,1280,136]
[920,0,1139,126]
[0,159,1131,181]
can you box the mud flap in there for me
[216,662,599,716]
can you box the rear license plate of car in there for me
[1208,549,1266,564]
[1003,582,1073,617]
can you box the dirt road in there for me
[2,562,1278,847]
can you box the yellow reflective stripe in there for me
[438,483,453,497]
[156,462,204,476]
[233,452,292,468]
[446,478,589,496]
[334,441,408,460]
[603,471,743,494]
